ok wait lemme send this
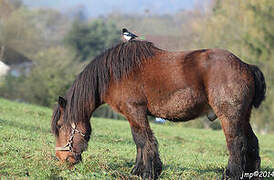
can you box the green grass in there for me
[0,98,273,179]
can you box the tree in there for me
[184,0,274,132]
[64,20,120,62]
[0,0,43,58]
[244,0,274,132]
[0,47,78,107]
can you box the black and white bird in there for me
[122,28,138,41]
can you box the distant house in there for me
[0,45,32,77]
[0,61,10,77]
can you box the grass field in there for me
[0,98,273,179]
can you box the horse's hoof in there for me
[131,165,143,176]
[141,171,154,180]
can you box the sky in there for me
[22,0,195,17]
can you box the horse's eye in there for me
[57,125,62,129]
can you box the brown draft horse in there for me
[51,40,266,179]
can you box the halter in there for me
[55,122,86,152]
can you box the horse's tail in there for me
[249,65,266,108]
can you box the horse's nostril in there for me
[75,154,82,162]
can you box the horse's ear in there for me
[58,96,67,109]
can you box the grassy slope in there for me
[0,98,273,179]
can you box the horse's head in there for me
[51,96,90,164]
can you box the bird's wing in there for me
[129,32,138,38]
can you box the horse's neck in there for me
[83,98,102,120]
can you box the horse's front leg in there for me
[130,124,162,179]
[131,140,144,176]
[124,104,162,179]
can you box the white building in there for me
[0,61,10,77]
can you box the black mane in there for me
[52,40,161,135]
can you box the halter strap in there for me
[55,123,85,152]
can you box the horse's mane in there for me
[52,40,161,135]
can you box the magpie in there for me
[122,28,138,41]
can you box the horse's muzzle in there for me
[56,151,82,164]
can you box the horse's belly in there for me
[147,88,209,122]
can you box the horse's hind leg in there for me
[122,103,162,179]
[219,107,261,179]
[245,121,260,173]
[213,103,251,179]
